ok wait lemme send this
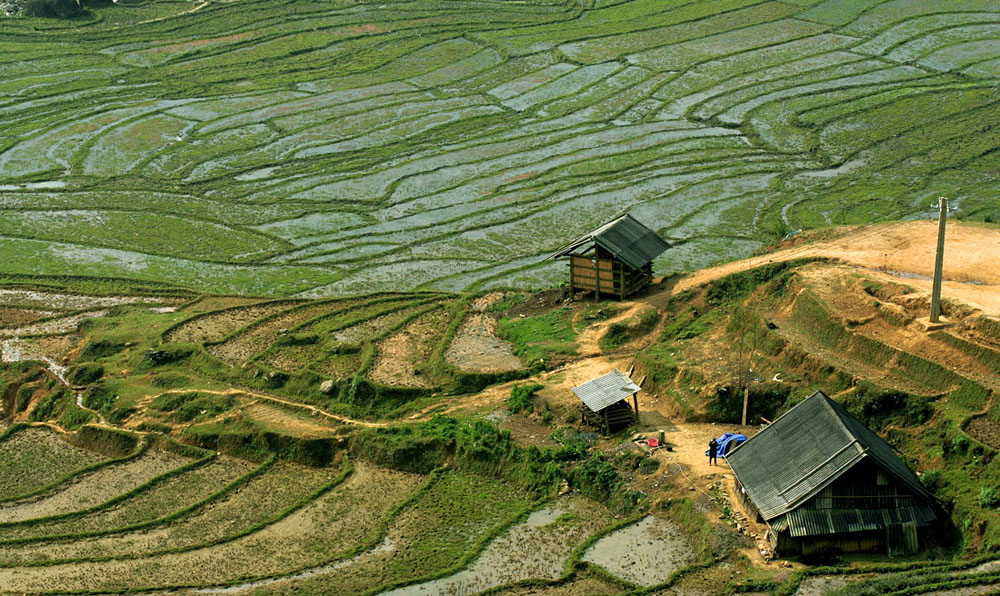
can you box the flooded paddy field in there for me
[0,0,997,294]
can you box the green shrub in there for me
[639,457,660,475]
[844,385,934,431]
[59,403,95,430]
[151,391,234,422]
[143,346,195,366]
[507,383,543,414]
[705,260,815,305]
[29,389,65,422]
[979,485,1000,509]
[706,383,789,424]
[950,434,970,456]
[599,322,630,350]
[920,469,942,491]
[80,340,126,360]
[68,363,104,386]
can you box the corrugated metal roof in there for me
[727,391,937,521]
[786,504,937,537]
[548,214,669,270]
[572,369,641,413]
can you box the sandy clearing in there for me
[649,221,1000,317]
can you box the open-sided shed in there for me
[548,214,669,300]
[727,391,938,556]
[573,369,641,433]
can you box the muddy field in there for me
[369,308,453,388]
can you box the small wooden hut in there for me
[573,369,641,433]
[548,214,669,300]
[727,391,938,557]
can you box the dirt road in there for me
[644,221,1000,316]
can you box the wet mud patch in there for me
[581,515,695,586]
[488,578,623,595]
[381,495,615,596]
[208,300,358,366]
[310,352,363,379]
[794,575,854,595]
[248,470,530,595]
[2,335,79,364]
[182,297,270,313]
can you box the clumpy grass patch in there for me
[498,307,577,365]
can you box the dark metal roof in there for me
[572,369,641,413]
[548,214,669,270]
[782,504,937,537]
[727,391,937,521]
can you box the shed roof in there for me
[548,214,669,270]
[727,391,936,522]
[572,369,641,413]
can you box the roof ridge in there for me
[819,392,860,445]
[730,390,826,453]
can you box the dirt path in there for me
[644,221,1000,316]
[140,388,388,430]
[575,303,644,356]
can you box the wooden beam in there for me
[594,257,600,301]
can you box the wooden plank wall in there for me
[570,255,617,293]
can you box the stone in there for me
[319,379,336,394]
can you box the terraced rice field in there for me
[0,426,664,596]
[157,292,511,391]
[1,0,997,296]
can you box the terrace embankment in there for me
[1,221,1000,593]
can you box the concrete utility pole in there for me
[741,386,749,426]
[930,197,948,323]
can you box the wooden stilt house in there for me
[548,214,669,300]
[726,391,939,557]
[573,369,641,434]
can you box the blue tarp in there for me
[706,432,747,458]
